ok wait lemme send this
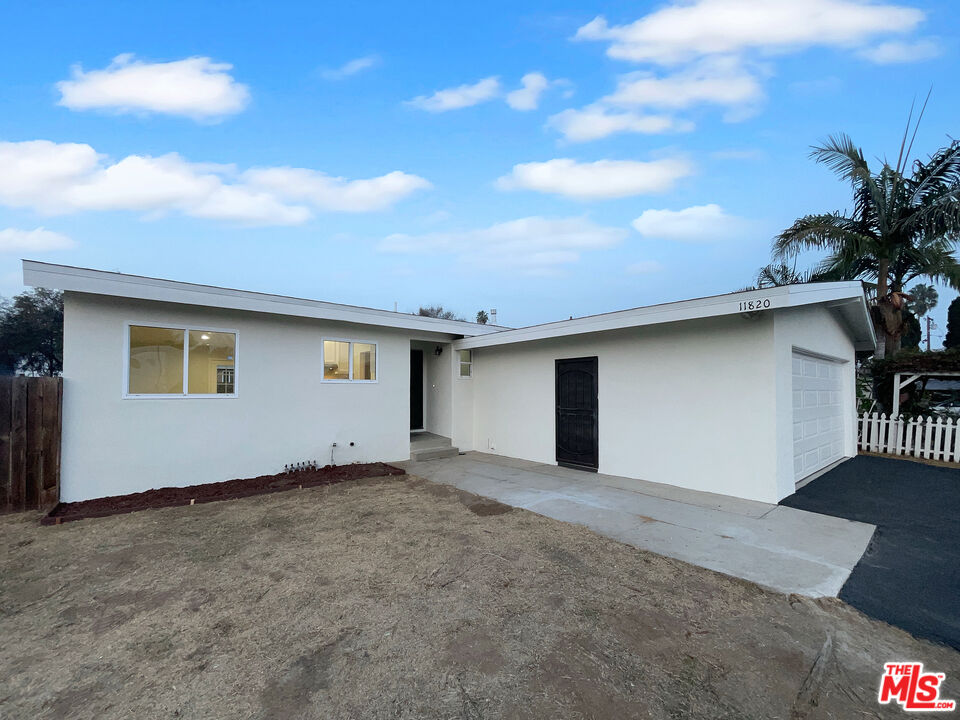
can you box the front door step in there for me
[411,445,460,462]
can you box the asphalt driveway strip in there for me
[781,454,960,650]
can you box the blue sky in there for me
[0,0,957,342]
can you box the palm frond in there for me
[898,88,932,176]
[813,251,876,282]
[772,213,874,260]
[756,263,798,288]
[810,133,872,185]
[907,140,960,206]
[901,188,960,242]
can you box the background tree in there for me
[901,311,922,350]
[908,282,939,318]
[475,310,488,324]
[417,305,464,321]
[771,111,960,357]
[0,288,64,376]
[945,297,960,350]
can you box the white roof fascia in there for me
[453,282,875,351]
[22,260,505,337]
[823,296,878,352]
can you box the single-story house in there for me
[23,260,876,505]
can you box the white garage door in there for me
[792,351,845,482]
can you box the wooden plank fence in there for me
[0,376,62,512]
[858,411,960,463]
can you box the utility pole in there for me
[926,316,936,352]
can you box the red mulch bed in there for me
[41,462,405,525]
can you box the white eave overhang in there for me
[22,260,505,338]
[453,282,878,352]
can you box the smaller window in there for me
[323,339,377,382]
[459,349,472,378]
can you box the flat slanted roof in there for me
[23,260,876,350]
[453,281,877,352]
[22,260,505,337]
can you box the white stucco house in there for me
[23,260,876,505]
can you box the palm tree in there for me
[772,105,960,357]
[908,283,938,318]
[754,262,815,288]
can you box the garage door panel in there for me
[792,351,846,482]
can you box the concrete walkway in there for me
[399,452,876,597]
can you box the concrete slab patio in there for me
[400,452,876,597]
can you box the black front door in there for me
[410,349,424,430]
[555,357,598,471]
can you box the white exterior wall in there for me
[61,292,432,502]
[773,305,857,499]
[451,356,474,451]
[471,315,783,503]
[59,289,861,504]
[424,344,453,437]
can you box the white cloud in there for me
[506,72,550,111]
[242,167,432,212]
[406,76,501,112]
[603,57,765,119]
[548,105,694,142]
[0,141,101,211]
[379,216,627,274]
[857,38,941,64]
[0,228,75,252]
[321,55,379,80]
[626,260,664,274]
[497,157,693,200]
[0,140,430,226]
[632,204,748,242]
[56,54,250,120]
[575,0,925,65]
[547,55,763,142]
[563,1,933,139]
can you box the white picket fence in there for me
[858,412,960,463]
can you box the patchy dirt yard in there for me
[2,474,958,719]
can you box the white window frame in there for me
[321,337,379,384]
[458,349,473,379]
[123,321,239,399]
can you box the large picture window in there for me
[127,324,237,397]
[322,339,377,382]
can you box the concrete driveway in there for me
[401,452,875,597]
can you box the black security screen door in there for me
[555,357,599,471]
[410,349,424,430]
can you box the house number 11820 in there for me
[739,298,771,311]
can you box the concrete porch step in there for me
[410,432,459,462]
[411,445,461,462]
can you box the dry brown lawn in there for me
[2,473,958,719]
